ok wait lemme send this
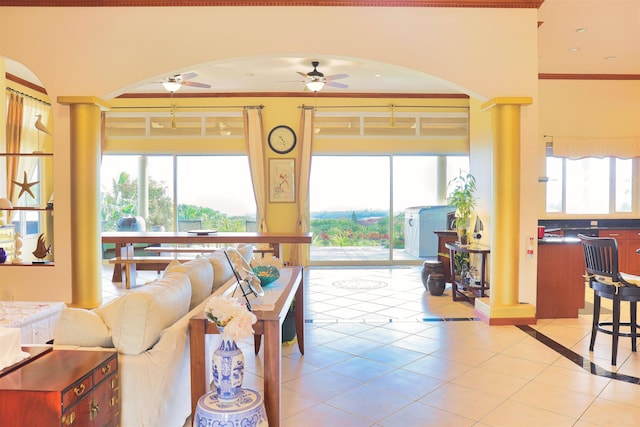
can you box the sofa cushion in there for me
[236,243,254,265]
[202,245,255,291]
[53,307,113,348]
[165,257,214,309]
[203,250,235,291]
[95,271,192,355]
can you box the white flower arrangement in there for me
[204,296,257,342]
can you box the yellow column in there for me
[475,97,536,325]
[58,96,110,308]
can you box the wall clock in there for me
[268,125,297,154]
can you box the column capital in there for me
[57,96,110,111]
[481,97,532,110]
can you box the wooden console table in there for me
[0,349,119,425]
[189,266,304,427]
[103,231,312,283]
[445,242,491,303]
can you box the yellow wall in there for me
[0,5,540,305]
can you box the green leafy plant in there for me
[447,171,477,244]
[454,251,470,273]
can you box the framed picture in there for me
[269,158,295,203]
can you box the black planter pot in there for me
[282,309,296,344]
[427,273,446,296]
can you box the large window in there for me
[546,156,632,214]
[309,155,468,264]
[100,155,256,233]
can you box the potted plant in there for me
[447,171,476,245]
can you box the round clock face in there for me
[268,125,297,154]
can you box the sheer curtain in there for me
[243,106,268,233]
[5,91,23,204]
[5,90,50,212]
[290,106,314,266]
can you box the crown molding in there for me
[6,73,48,95]
[539,73,640,81]
[0,0,544,8]
[116,92,470,99]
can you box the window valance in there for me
[552,136,640,159]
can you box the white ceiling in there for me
[5,0,639,96]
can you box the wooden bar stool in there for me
[579,234,640,365]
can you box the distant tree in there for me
[101,172,172,231]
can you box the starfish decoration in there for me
[12,171,39,200]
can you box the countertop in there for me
[538,236,581,244]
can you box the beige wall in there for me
[1,5,539,305]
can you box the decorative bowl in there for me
[252,265,280,286]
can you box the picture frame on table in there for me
[269,158,295,203]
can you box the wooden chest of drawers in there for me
[0,349,119,426]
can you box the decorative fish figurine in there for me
[32,233,51,260]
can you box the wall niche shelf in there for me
[1,150,54,265]
[0,152,53,156]
[3,207,53,211]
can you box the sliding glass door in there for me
[309,155,468,265]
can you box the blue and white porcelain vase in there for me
[212,328,245,401]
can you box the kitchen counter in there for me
[536,242,585,318]
[538,237,581,244]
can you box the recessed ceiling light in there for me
[569,47,580,53]
[374,74,382,78]
[604,56,616,60]
[576,27,587,33]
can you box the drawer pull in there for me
[101,364,112,375]
[62,411,76,425]
[90,398,100,420]
[74,383,85,396]
[110,396,118,407]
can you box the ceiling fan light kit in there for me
[305,79,326,92]
[160,72,212,93]
[299,61,348,92]
[162,81,182,92]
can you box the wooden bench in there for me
[143,246,218,254]
[108,256,191,289]
[143,245,276,257]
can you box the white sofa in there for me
[53,248,251,427]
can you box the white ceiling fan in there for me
[297,61,349,92]
[158,72,212,92]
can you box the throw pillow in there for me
[203,250,235,290]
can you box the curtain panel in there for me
[243,107,268,235]
[290,106,314,267]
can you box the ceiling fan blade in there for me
[296,71,309,78]
[326,81,349,89]
[180,72,198,81]
[182,81,211,88]
[326,73,349,81]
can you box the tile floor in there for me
[102,264,640,427]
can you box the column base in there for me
[474,298,536,325]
